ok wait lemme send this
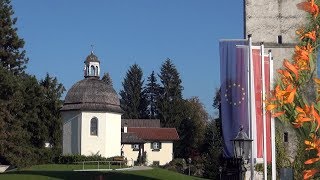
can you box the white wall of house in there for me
[62,111,82,155]
[81,111,121,158]
[122,142,174,166]
[122,144,140,166]
[144,142,173,166]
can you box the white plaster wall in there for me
[122,144,139,166]
[81,111,121,158]
[144,142,173,166]
[62,111,82,155]
[105,112,122,157]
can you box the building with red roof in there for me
[121,119,179,166]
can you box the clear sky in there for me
[11,0,244,116]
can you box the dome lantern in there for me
[84,51,100,78]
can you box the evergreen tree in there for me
[0,66,34,167]
[120,64,147,119]
[39,73,65,153]
[145,71,160,119]
[101,72,113,86]
[158,58,184,127]
[0,0,28,74]
[0,0,66,167]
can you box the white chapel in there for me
[61,52,179,166]
[60,52,123,158]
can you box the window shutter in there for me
[131,144,134,149]
[151,142,153,149]
[159,142,162,149]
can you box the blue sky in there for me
[11,0,244,116]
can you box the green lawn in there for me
[0,164,205,180]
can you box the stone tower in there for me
[244,0,306,69]
[244,0,307,162]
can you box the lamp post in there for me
[219,166,223,180]
[188,157,192,176]
[231,126,253,180]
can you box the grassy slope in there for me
[0,164,205,180]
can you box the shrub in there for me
[162,158,187,173]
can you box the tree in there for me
[157,58,184,127]
[145,71,160,119]
[202,118,223,179]
[101,72,113,87]
[120,64,147,119]
[0,66,35,167]
[176,97,208,158]
[39,73,65,153]
[0,0,28,74]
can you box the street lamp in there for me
[188,158,192,176]
[231,126,252,161]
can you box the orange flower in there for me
[303,169,319,179]
[297,0,319,18]
[293,106,313,128]
[294,44,313,70]
[304,135,320,166]
[273,85,296,104]
[294,44,313,62]
[314,78,320,93]
[266,104,277,111]
[283,59,299,79]
[271,111,285,118]
[303,30,317,41]
[284,85,296,104]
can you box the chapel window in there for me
[90,117,98,136]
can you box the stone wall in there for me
[244,0,307,162]
[245,0,307,70]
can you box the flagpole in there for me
[269,50,276,180]
[248,34,255,180]
[260,42,267,180]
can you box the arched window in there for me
[90,65,95,76]
[90,117,98,136]
[96,66,99,76]
[87,65,89,75]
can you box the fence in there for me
[75,160,131,171]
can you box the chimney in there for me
[124,122,128,133]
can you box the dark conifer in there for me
[120,64,147,119]
[0,0,28,74]
[145,71,160,119]
[157,58,184,127]
[101,72,113,87]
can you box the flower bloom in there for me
[303,169,319,179]
[297,0,319,18]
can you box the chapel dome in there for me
[85,52,100,63]
[61,77,122,113]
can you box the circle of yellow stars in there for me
[224,83,246,106]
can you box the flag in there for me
[219,40,250,157]
[252,48,272,162]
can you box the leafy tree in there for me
[145,71,160,119]
[120,64,147,119]
[158,58,184,127]
[202,119,223,179]
[0,0,28,74]
[101,72,113,86]
[176,97,207,158]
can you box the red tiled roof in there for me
[128,127,179,141]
